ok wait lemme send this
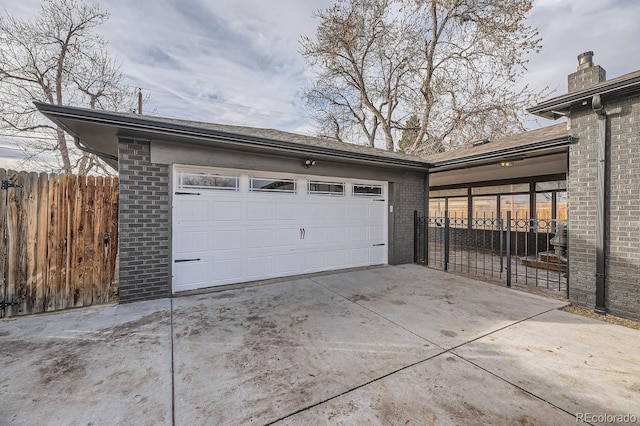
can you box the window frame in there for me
[249,176,297,193]
[352,184,383,197]
[177,170,240,192]
[308,180,345,196]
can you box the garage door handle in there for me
[175,258,201,263]
[373,243,385,246]
[175,191,201,195]
[302,228,306,239]
[300,228,306,239]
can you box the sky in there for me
[1,0,640,168]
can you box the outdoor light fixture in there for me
[304,159,316,168]
[499,161,514,167]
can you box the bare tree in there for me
[0,0,137,174]
[397,114,421,153]
[300,0,547,155]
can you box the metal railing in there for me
[414,211,567,293]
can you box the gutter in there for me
[592,94,607,314]
[74,136,118,161]
[527,74,640,119]
[429,136,572,170]
[34,102,431,170]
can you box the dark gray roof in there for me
[34,102,430,170]
[35,102,572,173]
[133,112,424,163]
[426,123,570,167]
[528,69,640,119]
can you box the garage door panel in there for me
[247,228,274,248]
[303,226,326,245]
[275,202,300,220]
[305,250,327,271]
[247,201,273,221]
[326,250,349,268]
[173,260,209,291]
[327,203,348,219]
[349,204,369,219]
[211,229,242,251]
[246,255,274,278]
[211,258,242,282]
[369,225,385,242]
[273,252,303,274]
[368,202,385,219]
[274,227,302,246]
[370,246,386,263]
[302,203,327,220]
[174,230,208,254]
[349,226,368,242]
[213,201,243,221]
[349,248,369,265]
[327,226,348,243]
[175,199,209,223]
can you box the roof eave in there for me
[527,74,640,118]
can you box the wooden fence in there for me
[0,169,119,318]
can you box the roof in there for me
[528,69,640,119]
[34,102,430,171]
[139,113,425,163]
[425,123,570,169]
[35,103,571,174]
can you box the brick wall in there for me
[567,106,598,309]
[394,171,426,264]
[118,139,171,302]
[605,95,640,320]
[568,94,640,320]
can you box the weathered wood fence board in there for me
[0,169,119,318]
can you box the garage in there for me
[172,165,388,292]
[35,102,429,302]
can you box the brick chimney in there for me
[568,51,606,92]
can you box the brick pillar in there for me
[118,139,171,302]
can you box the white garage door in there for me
[172,166,388,293]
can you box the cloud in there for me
[86,0,330,132]
[526,0,640,95]
[136,47,184,69]
[1,0,639,147]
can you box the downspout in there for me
[592,95,607,314]
[73,136,118,161]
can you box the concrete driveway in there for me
[1,265,638,425]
